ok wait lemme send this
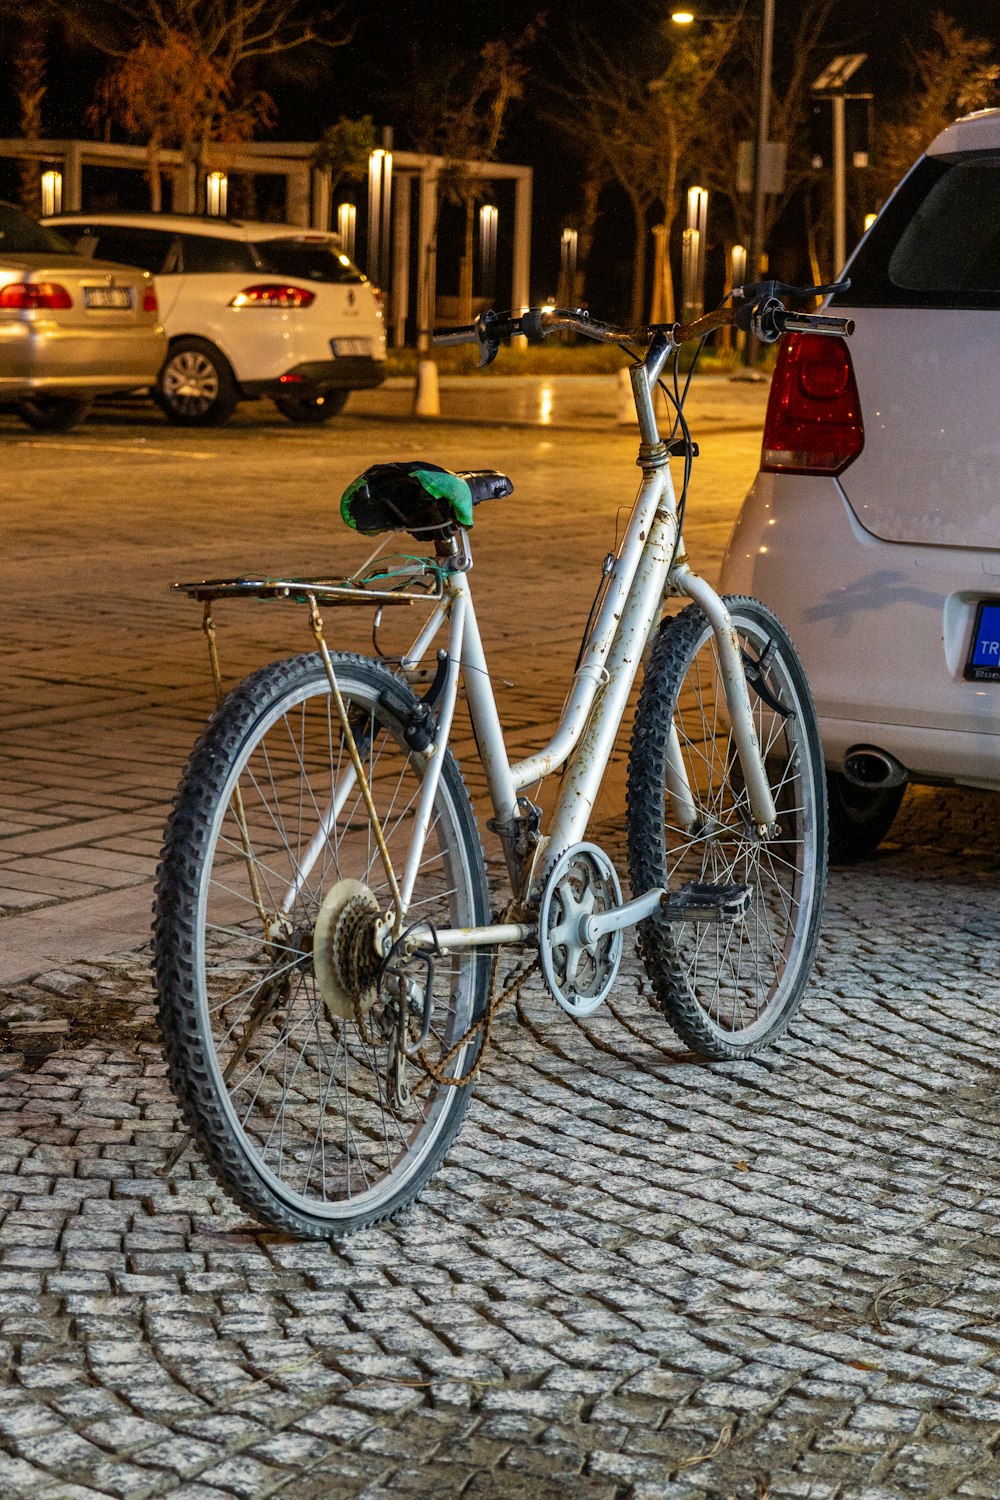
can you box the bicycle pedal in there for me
[659,881,752,924]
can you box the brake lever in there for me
[733,277,851,304]
[473,309,502,368]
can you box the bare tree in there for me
[871,12,1000,202]
[394,24,541,322]
[58,0,350,196]
[550,18,738,324]
[8,9,48,214]
[693,0,836,280]
[87,31,273,209]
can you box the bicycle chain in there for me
[412,911,539,1093]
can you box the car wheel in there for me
[827,770,905,864]
[15,397,91,432]
[156,339,238,427]
[273,390,349,425]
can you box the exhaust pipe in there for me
[842,745,908,790]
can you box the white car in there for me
[43,212,386,426]
[719,108,1000,860]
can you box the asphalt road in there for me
[4,376,1000,1500]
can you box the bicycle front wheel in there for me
[154,652,490,1239]
[627,597,826,1058]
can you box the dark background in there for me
[5,0,1000,318]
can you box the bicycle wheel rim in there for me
[666,610,820,1040]
[189,664,484,1224]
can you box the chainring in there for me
[537,842,624,1018]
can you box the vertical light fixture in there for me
[479,203,498,298]
[206,171,228,216]
[367,148,393,285]
[863,211,877,233]
[560,227,578,303]
[686,185,708,317]
[681,228,701,320]
[41,170,63,217]
[337,202,357,260]
[730,242,747,290]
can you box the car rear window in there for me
[0,205,75,255]
[835,152,1000,309]
[83,227,179,275]
[251,237,365,284]
[179,234,256,274]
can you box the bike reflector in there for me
[761,333,864,476]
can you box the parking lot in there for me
[3,375,1000,1500]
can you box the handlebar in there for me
[434,281,854,366]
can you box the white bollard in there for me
[414,359,440,418]
[616,366,635,425]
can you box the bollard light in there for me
[337,202,357,260]
[206,171,228,216]
[41,169,62,217]
[863,212,877,232]
[367,149,393,287]
[730,243,747,289]
[479,204,498,298]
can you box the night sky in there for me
[5,0,1000,314]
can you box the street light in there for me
[672,4,774,286]
[811,54,868,275]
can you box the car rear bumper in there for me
[242,356,387,399]
[0,320,166,393]
[719,470,1000,789]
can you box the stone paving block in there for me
[5,404,1000,1499]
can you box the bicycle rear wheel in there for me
[154,652,490,1239]
[627,597,826,1058]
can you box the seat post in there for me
[435,531,473,572]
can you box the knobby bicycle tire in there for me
[154,652,490,1239]
[627,597,827,1058]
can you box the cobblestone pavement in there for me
[5,379,1000,1499]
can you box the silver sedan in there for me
[0,202,165,431]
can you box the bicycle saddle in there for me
[341,461,514,536]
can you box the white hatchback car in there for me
[720,108,1000,860]
[43,212,386,426]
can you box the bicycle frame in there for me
[283,337,777,949]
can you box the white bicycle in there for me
[154,282,855,1238]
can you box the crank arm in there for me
[581,881,753,943]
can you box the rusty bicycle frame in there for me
[181,306,780,963]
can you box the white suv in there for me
[719,109,1000,860]
[43,212,386,426]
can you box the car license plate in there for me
[332,337,372,357]
[965,600,1000,681]
[84,286,132,309]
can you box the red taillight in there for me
[372,286,385,317]
[761,333,864,476]
[230,284,315,309]
[142,285,158,314]
[0,282,73,310]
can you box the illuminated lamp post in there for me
[41,169,62,217]
[337,202,357,260]
[206,171,228,216]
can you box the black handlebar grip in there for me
[520,308,546,340]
